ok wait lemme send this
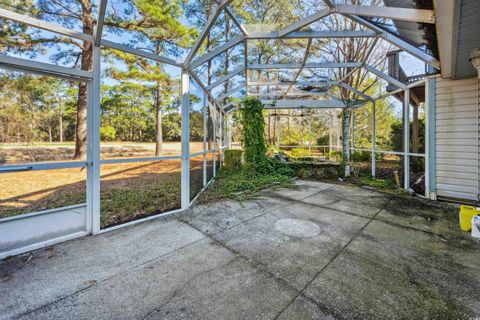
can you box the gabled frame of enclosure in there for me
[0,0,439,258]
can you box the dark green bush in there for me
[350,151,371,162]
[224,149,243,170]
[316,135,329,146]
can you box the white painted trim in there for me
[100,155,182,164]
[0,204,87,223]
[181,70,190,209]
[0,231,89,260]
[97,208,185,234]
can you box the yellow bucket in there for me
[459,206,479,232]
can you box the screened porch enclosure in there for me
[0,0,441,258]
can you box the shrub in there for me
[350,151,371,162]
[224,149,243,170]
[100,126,116,142]
[290,148,311,158]
[316,135,329,146]
[0,151,5,164]
[266,145,280,157]
[329,150,343,162]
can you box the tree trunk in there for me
[73,0,94,160]
[59,113,63,142]
[48,125,52,143]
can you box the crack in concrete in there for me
[12,236,209,319]
[272,205,386,320]
[140,257,238,320]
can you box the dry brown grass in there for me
[0,156,211,228]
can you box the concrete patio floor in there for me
[1,180,479,320]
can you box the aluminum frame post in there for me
[371,101,376,177]
[87,46,101,234]
[203,92,207,187]
[181,70,190,209]
[403,88,410,190]
[213,107,217,178]
[351,109,355,148]
[425,78,436,199]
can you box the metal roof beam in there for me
[247,62,362,69]
[247,30,377,40]
[335,4,435,24]
[184,0,234,67]
[364,64,406,89]
[261,99,346,108]
[189,70,222,110]
[94,0,107,46]
[323,0,335,9]
[190,36,244,69]
[337,82,372,101]
[278,9,331,37]
[101,40,181,67]
[206,67,244,91]
[225,7,248,36]
[0,8,94,42]
[247,80,338,86]
[346,14,440,69]
[216,84,244,101]
[0,54,92,80]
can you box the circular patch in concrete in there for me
[274,218,321,238]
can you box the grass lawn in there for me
[0,160,193,228]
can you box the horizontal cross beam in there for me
[247,30,377,40]
[0,54,93,80]
[261,99,346,108]
[247,62,362,69]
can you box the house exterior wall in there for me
[435,76,479,201]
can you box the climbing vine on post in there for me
[239,97,267,166]
[342,108,352,177]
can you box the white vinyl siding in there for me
[435,77,479,201]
